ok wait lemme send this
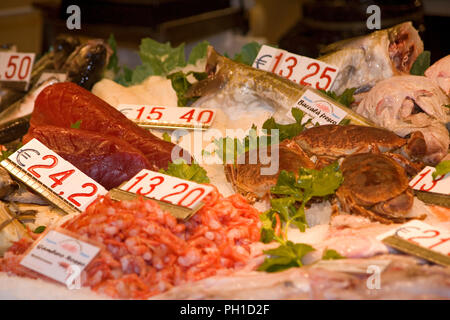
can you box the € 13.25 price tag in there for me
[2,138,107,212]
[409,166,450,195]
[252,45,339,91]
[0,52,35,90]
[118,105,216,130]
[377,220,450,257]
[120,169,213,209]
[20,229,101,286]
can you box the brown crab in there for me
[336,153,426,224]
[225,124,428,222]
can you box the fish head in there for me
[52,35,80,69]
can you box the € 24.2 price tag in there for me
[409,166,450,195]
[20,229,101,286]
[0,52,35,88]
[252,45,339,91]
[118,105,216,129]
[121,169,213,209]
[377,220,450,257]
[6,138,107,211]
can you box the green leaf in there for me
[162,132,172,142]
[322,249,345,260]
[166,71,206,106]
[339,118,351,126]
[320,88,356,108]
[262,108,309,141]
[257,241,315,272]
[410,51,431,76]
[139,38,186,76]
[233,42,262,66]
[432,160,450,179]
[33,226,46,234]
[159,159,210,183]
[107,34,120,73]
[70,120,82,129]
[188,41,209,65]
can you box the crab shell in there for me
[294,124,425,160]
[224,140,315,203]
[336,153,424,224]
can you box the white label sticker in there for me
[409,166,450,195]
[7,139,107,211]
[0,52,35,84]
[377,220,450,256]
[293,89,348,125]
[118,105,216,129]
[252,45,339,91]
[20,230,100,285]
[120,169,213,209]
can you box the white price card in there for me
[118,105,216,129]
[377,220,450,257]
[409,166,450,195]
[252,45,339,91]
[120,169,213,209]
[3,138,107,211]
[20,229,101,285]
[292,89,348,125]
[0,52,35,88]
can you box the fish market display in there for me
[356,75,450,164]
[30,82,189,170]
[425,55,450,96]
[318,22,424,94]
[0,21,449,302]
[23,125,152,190]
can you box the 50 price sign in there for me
[409,166,450,195]
[0,52,35,88]
[118,105,216,129]
[252,45,339,91]
[121,169,213,209]
[6,139,107,211]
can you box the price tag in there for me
[120,169,213,210]
[409,166,450,195]
[118,105,216,130]
[20,229,101,285]
[292,89,348,125]
[377,220,450,266]
[0,52,35,90]
[252,45,339,91]
[0,139,107,213]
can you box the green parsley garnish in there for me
[159,159,210,183]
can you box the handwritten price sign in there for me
[252,45,339,91]
[118,105,216,130]
[378,220,450,257]
[0,52,35,90]
[5,139,107,211]
[121,169,213,209]
[409,166,450,195]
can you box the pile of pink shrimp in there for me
[1,186,262,299]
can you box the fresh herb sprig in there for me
[159,159,210,184]
[432,160,450,179]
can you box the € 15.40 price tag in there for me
[252,45,339,91]
[2,138,107,212]
[377,220,450,257]
[409,166,450,195]
[118,105,216,130]
[20,229,101,286]
[121,169,213,209]
[0,52,35,89]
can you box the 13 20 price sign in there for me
[252,45,339,91]
[409,166,450,195]
[0,52,35,88]
[118,105,216,129]
[121,169,213,209]
[8,139,107,211]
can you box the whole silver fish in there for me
[318,22,424,94]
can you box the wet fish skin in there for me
[63,39,112,90]
[0,116,30,145]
